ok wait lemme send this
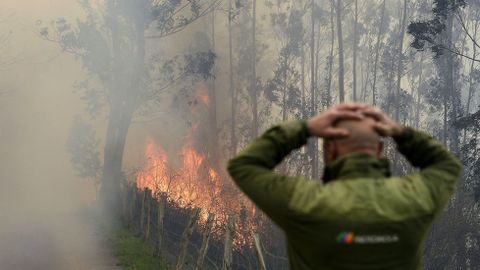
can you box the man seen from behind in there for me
[227,103,462,270]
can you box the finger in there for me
[323,127,350,138]
[331,110,364,121]
[362,107,385,121]
[335,102,369,111]
[372,122,389,136]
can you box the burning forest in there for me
[3,0,480,269]
[135,109,260,248]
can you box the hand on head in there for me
[307,103,368,138]
[361,107,404,137]
[307,103,403,139]
[307,102,367,138]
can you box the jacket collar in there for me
[322,152,391,182]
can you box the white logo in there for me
[337,231,399,244]
[354,234,399,244]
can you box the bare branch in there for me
[146,0,222,39]
[146,70,188,99]
[455,11,480,51]
[439,44,480,62]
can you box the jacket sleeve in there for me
[227,120,313,228]
[395,127,462,214]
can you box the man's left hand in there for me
[307,103,367,139]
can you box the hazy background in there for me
[0,1,115,268]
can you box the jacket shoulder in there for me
[295,178,436,222]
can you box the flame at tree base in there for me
[136,135,259,247]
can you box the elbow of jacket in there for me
[227,158,240,179]
[452,157,463,177]
[441,155,463,180]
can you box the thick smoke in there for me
[0,1,119,269]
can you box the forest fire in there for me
[136,126,259,247]
[136,85,259,248]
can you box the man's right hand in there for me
[362,107,404,137]
[307,103,367,139]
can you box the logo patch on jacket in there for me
[337,231,399,244]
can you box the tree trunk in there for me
[315,20,321,107]
[209,3,219,165]
[463,20,479,145]
[394,0,408,122]
[128,185,136,228]
[251,0,258,138]
[194,213,214,270]
[222,215,236,270]
[443,81,448,146]
[144,189,152,241]
[122,184,128,222]
[228,0,237,156]
[336,0,345,102]
[446,14,460,155]
[414,54,425,129]
[175,209,200,270]
[140,188,148,231]
[99,103,134,218]
[253,234,267,270]
[360,59,365,101]
[352,0,358,101]
[100,7,144,219]
[326,0,335,108]
[301,44,306,117]
[440,13,456,149]
[283,56,289,122]
[154,195,165,257]
[361,53,371,102]
[371,0,386,106]
[310,0,318,179]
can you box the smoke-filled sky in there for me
[0,1,119,268]
[0,0,89,202]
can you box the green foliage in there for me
[264,3,309,120]
[110,227,170,270]
[407,0,466,56]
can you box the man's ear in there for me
[331,140,339,160]
[376,141,384,158]
[324,140,338,163]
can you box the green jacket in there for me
[227,120,462,270]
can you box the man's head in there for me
[323,116,383,164]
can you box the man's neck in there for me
[323,152,391,182]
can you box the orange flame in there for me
[136,135,258,247]
[196,83,210,106]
